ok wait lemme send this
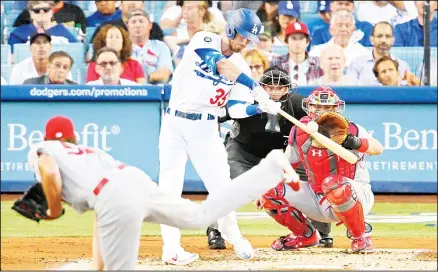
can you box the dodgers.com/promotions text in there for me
[29,86,148,98]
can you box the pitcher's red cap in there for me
[45,116,75,139]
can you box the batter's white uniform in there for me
[284,124,375,223]
[27,140,289,270]
[159,31,254,256]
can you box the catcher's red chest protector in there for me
[293,116,359,194]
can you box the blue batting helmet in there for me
[225,8,263,43]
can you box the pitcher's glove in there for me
[312,111,349,148]
[11,183,64,223]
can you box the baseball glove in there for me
[312,111,349,148]
[11,182,63,223]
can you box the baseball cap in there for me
[127,9,150,21]
[285,21,310,42]
[317,0,331,12]
[45,116,75,139]
[278,1,300,18]
[30,32,52,45]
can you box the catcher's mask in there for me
[259,66,297,102]
[302,86,345,119]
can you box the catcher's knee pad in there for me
[262,183,313,237]
[321,175,365,238]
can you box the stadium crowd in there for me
[0,0,437,86]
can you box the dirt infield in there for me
[1,236,437,270]
[1,194,437,270]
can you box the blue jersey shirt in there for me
[310,20,373,47]
[86,8,122,27]
[8,23,78,53]
[394,17,437,47]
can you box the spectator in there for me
[9,33,71,84]
[373,56,420,86]
[166,1,213,58]
[242,49,270,81]
[416,58,438,86]
[355,1,410,26]
[87,25,145,84]
[159,0,225,35]
[348,21,410,85]
[320,44,353,85]
[1,76,7,85]
[8,1,78,55]
[87,47,138,85]
[127,9,173,84]
[256,0,279,32]
[86,0,122,27]
[90,0,164,45]
[386,1,419,26]
[393,1,438,47]
[272,1,300,46]
[231,0,263,11]
[255,28,276,61]
[307,0,332,35]
[309,11,369,67]
[23,51,77,84]
[13,0,87,34]
[311,0,373,47]
[271,21,323,86]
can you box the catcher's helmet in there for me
[302,86,345,119]
[225,8,263,43]
[260,66,297,102]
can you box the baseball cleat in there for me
[162,250,199,265]
[351,235,375,253]
[318,233,334,248]
[206,227,226,250]
[271,229,319,251]
[233,237,254,259]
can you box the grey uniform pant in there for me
[225,138,332,235]
[92,154,287,270]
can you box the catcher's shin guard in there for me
[261,183,318,250]
[320,175,371,252]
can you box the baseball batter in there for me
[25,115,299,270]
[257,87,384,253]
[159,8,281,265]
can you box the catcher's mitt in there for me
[312,111,349,148]
[11,182,63,223]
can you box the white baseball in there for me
[307,121,319,133]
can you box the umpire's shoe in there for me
[318,232,334,248]
[207,227,226,249]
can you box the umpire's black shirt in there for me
[231,93,307,159]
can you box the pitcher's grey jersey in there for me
[27,141,123,213]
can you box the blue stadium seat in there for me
[1,63,13,83]
[3,11,21,28]
[145,1,167,23]
[1,44,10,64]
[300,1,318,13]
[2,2,27,13]
[271,45,289,56]
[71,63,87,84]
[300,12,320,27]
[386,47,437,74]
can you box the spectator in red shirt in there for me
[86,24,146,84]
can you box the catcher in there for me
[256,86,384,253]
[208,66,335,250]
[11,115,299,270]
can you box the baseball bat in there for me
[277,109,358,164]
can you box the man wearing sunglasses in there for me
[8,1,78,56]
[87,47,138,85]
[23,50,77,85]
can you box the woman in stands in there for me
[271,1,300,46]
[242,49,270,81]
[8,1,78,57]
[86,25,146,84]
[256,0,279,33]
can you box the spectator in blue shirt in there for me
[86,0,122,27]
[393,1,437,47]
[307,0,331,35]
[8,1,78,54]
[311,0,373,47]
